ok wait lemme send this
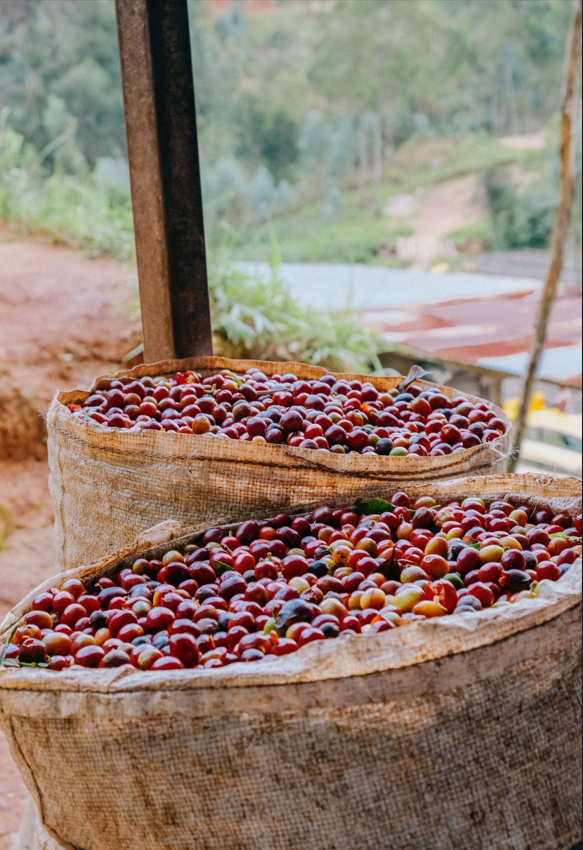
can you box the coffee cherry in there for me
[72,370,506,456]
[500,570,532,594]
[168,634,200,668]
[15,625,42,645]
[146,607,175,631]
[151,656,184,671]
[468,583,495,608]
[32,592,54,612]
[412,601,448,618]
[75,646,105,668]
[19,639,47,664]
[43,632,72,657]
[420,555,449,579]
[500,549,526,571]
[7,489,573,674]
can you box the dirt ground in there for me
[0,228,141,619]
[0,228,141,848]
[389,132,550,271]
[411,173,483,246]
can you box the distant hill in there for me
[208,0,295,15]
[206,0,330,15]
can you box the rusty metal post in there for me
[115,0,212,362]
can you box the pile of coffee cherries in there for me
[67,367,507,457]
[3,493,579,672]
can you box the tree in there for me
[235,92,299,180]
[0,0,125,166]
[436,0,573,135]
[311,0,444,204]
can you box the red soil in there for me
[0,228,141,843]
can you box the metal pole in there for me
[115,0,213,362]
[508,0,581,472]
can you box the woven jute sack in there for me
[2,474,581,850]
[47,356,512,572]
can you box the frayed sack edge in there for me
[1,475,580,696]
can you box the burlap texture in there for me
[1,474,581,850]
[47,357,512,572]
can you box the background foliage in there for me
[0,0,574,241]
[0,0,578,369]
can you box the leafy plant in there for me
[208,255,383,373]
[483,164,558,250]
[0,112,382,373]
[355,497,395,516]
[0,118,135,262]
[1,0,574,243]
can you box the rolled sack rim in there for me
[0,508,579,695]
[46,357,512,473]
[0,578,580,704]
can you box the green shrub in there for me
[483,165,557,250]
[0,124,135,262]
[209,257,383,373]
[0,122,382,374]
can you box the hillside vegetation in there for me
[0,0,577,261]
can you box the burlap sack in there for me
[2,474,581,850]
[47,356,512,572]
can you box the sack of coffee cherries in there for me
[47,356,512,572]
[2,474,580,850]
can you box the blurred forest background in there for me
[0,0,580,267]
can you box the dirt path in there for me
[388,173,485,270]
[391,131,549,270]
[412,173,483,245]
[0,229,141,845]
[498,131,546,150]
[411,131,547,246]
[0,228,141,413]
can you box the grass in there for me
[1,121,535,268]
[383,132,523,193]
[447,216,495,248]
[0,122,564,375]
[300,217,412,265]
[225,132,527,265]
[230,209,412,264]
[0,122,384,373]
[0,127,135,262]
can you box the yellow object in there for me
[503,392,546,420]
[530,392,546,412]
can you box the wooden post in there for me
[115,0,213,362]
[508,0,582,473]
